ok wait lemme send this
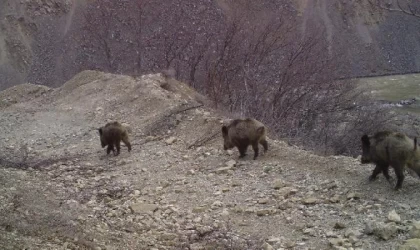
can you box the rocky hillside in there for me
[296,0,420,78]
[1,0,420,91]
[1,71,420,249]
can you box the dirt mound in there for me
[0,70,221,161]
[0,83,51,109]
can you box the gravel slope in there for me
[1,71,420,250]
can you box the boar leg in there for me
[252,143,259,160]
[381,166,392,183]
[107,145,114,155]
[238,145,248,158]
[369,164,385,181]
[393,164,405,190]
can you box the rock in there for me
[273,179,287,189]
[220,209,230,217]
[303,197,318,205]
[263,166,273,173]
[160,233,177,241]
[334,222,346,230]
[256,209,271,216]
[326,231,337,238]
[283,240,296,248]
[329,195,341,203]
[231,206,244,213]
[211,201,223,209]
[334,247,348,250]
[364,221,398,240]
[364,221,376,235]
[278,187,298,198]
[328,237,348,247]
[245,208,255,214]
[189,243,205,250]
[262,242,274,250]
[266,237,281,244]
[278,201,293,210]
[231,182,241,187]
[347,192,361,200]
[349,236,359,244]
[399,238,420,250]
[303,228,316,236]
[165,137,177,145]
[409,221,420,238]
[225,160,236,168]
[129,203,158,214]
[388,210,401,223]
[215,166,233,174]
[344,229,362,238]
[144,136,156,143]
[399,203,411,210]
[258,198,269,204]
[192,206,207,213]
[323,180,339,190]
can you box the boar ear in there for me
[222,126,228,136]
[361,134,370,146]
[98,128,103,136]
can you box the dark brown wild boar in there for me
[361,131,420,190]
[98,121,132,156]
[222,118,268,160]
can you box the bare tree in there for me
[82,0,118,72]
[74,0,396,155]
[369,0,420,17]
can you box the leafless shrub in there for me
[77,0,395,156]
[185,3,393,155]
[369,0,420,17]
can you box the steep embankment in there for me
[1,71,420,249]
[295,0,420,77]
[0,0,74,90]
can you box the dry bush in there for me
[183,3,395,156]
[369,0,420,17]
[77,0,395,156]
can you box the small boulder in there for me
[303,197,318,205]
[165,137,177,145]
[364,221,398,240]
[409,221,420,238]
[225,160,236,168]
[388,210,401,223]
[399,238,420,250]
[262,242,274,250]
[273,179,287,189]
[129,203,158,214]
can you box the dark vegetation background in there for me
[1,0,420,156]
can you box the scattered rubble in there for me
[0,71,419,249]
